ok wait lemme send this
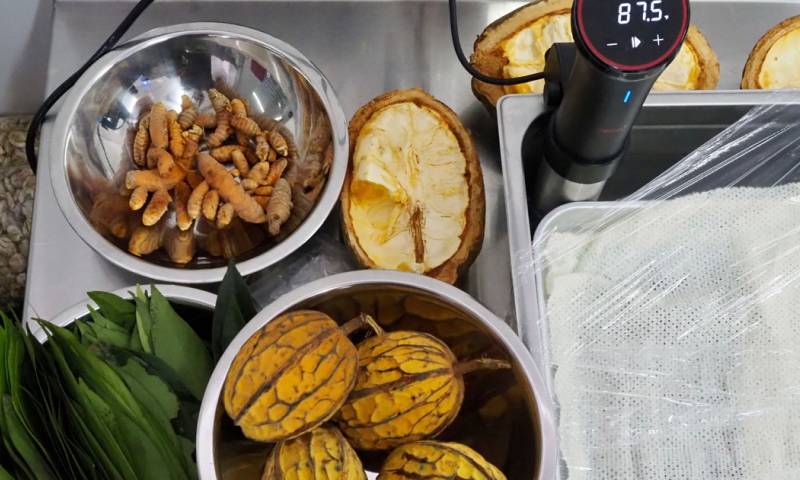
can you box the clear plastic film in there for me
[529,104,800,479]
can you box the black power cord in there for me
[448,0,546,86]
[25,0,155,174]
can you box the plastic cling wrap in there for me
[530,104,800,479]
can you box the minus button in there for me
[606,42,619,46]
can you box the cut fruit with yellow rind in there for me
[341,88,485,284]
[742,16,800,89]
[471,0,720,107]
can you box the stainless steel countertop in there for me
[25,0,528,322]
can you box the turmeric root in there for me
[231,98,247,117]
[207,111,232,147]
[178,95,197,130]
[231,149,249,176]
[235,130,250,146]
[252,185,273,196]
[163,228,195,264]
[129,223,165,256]
[229,168,240,178]
[174,181,192,231]
[143,189,171,226]
[254,133,271,163]
[129,186,149,211]
[187,181,209,219]
[195,112,217,129]
[252,195,270,211]
[264,158,288,186]
[208,88,231,114]
[168,111,185,158]
[197,153,266,223]
[133,114,149,167]
[89,191,130,238]
[246,161,271,185]
[146,147,177,177]
[202,189,220,221]
[210,144,245,162]
[149,102,169,149]
[216,203,235,229]
[231,116,261,136]
[182,124,203,161]
[125,166,185,192]
[268,129,289,157]
[186,170,204,189]
[266,178,292,236]
[241,178,258,191]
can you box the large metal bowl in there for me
[197,270,557,480]
[50,23,347,283]
[30,284,216,341]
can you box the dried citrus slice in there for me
[742,16,800,89]
[470,0,719,107]
[341,88,485,284]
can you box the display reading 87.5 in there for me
[617,0,665,24]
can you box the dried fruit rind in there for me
[378,441,506,480]
[469,0,719,107]
[341,88,485,285]
[262,426,366,480]
[223,311,377,442]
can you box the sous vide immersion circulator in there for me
[532,0,690,211]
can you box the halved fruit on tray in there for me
[341,88,485,284]
[470,0,720,108]
[741,15,800,89]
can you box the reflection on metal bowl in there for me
[50,23,347,283]
[197,270,556,480]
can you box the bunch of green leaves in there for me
[0,312,196,479]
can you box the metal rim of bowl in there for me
[196,270,557,480]
[49,22,349,284]
[29,284,217,342]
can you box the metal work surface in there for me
[24,0,800,328]
[26,0,526,323]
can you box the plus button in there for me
[653,34,664,46]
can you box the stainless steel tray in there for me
[500,90,800,370]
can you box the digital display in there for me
[575,0,688,71]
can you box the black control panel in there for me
[574,0,689,72]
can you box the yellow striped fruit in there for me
[378,441,506,480]
[336,330,509,450]
[223,310,379,442]
[262,426,366,479]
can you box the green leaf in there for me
[2,395,56,479]
[134,287,154,354]
[0,464,15,480]
[75,321,99,346]
[149,287,213,401]
[212,262,258,360]
[87,292,136,330]
[85,307,130,349]
[116,359,179,422]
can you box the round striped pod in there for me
[378,441,506,480]
[262,425,366,479]
[223,310,380,442]
[336,330,509,450]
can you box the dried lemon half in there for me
[470,0,720,107]
[742,16,800,89]
[341,88,485,284]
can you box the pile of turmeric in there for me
[98,88,296,264]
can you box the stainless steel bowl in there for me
[50,23,348,283]
[31,284,216,341]
[197,270,557,480]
